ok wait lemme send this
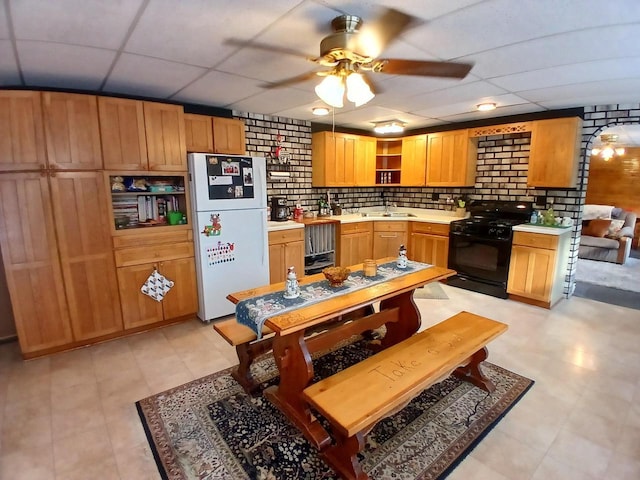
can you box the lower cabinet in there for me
[408,222,450,267]
[507,231,570,308]
[113,229,198,329]
[268,228,305,284]
[373,221,408,260]
[337,222,373,267]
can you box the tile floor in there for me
[1,285,639,479]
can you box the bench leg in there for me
[323,431,368,480]
[454,347,495,393]
[232,338,274,394]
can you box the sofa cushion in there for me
[583,204,614,220]
[608,219,626,236]
[580,235,620,249]
[582,219,611,237]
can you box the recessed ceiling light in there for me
[312,107,330,116]
[477,102,497,112]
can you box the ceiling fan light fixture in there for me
[346,72,374,107]
[315,74,345,108]
[373,120,406,134]
[476,102,497,112]
[312,106,330,116]
[591,134,626,160]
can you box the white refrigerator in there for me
[188,153,269,322]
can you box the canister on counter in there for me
[364,259,377,277]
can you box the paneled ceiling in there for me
[2,0,640,132]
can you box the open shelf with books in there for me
[107,172,191,234]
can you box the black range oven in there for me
[447,201,532,299]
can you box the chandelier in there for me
[591,134,625,160]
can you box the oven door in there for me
[448,231,512,284]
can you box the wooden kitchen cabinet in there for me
[0,90,46,172]
[401,134,427,186]
[185,113,214,153]
[98,97,149,170]
[337,222,373,267]
[409,222,449,267]
[312,131,376,187]
[0,170,123,356]
[143,102,187,171]
[528,117,582,188]
[507,231,570,308]
[114,231,197,329]
[212,117,246,154]
[425,129,477,186]
[373,221,408,260]
[268,228,305,284]
[354,136,376,186]
[375,138,402,185]
[42,92,103,170]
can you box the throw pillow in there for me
[582,219,612,237]
[608,219,626,237]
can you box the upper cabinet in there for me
[354,136,376,186]
[401,134,427,186]
[312,131,374,187]
[184,113,214,153]
[528,117,582,188]
[212,117,246,154]
[98,97,148,170]
[42,92,103,170]
[143,102,187,171]
[0,91,46,172]
[425,129,477,187]
[375,138,402,185]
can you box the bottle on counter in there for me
[529,211,538,224]
[397,244,408,269]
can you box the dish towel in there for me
[141,269,174,302]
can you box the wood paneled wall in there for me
[586,147,640,214]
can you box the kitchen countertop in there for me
[267,220,304,231]
[513,224,573,235]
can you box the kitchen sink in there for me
[360,212,416,218]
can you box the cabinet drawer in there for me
[339,222,373,235]
[114,241,194,267]
[268,228,304,245]
[373,221,408,232]
[113,229,192,248]
[513,231,558,249]
[410,222,449,236]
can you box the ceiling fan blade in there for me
[224,38,315,61]
[377,59,473,78]
[260,71,320,89]
[358,8,422,58]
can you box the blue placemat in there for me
[235,261,432,338]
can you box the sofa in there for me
[578,206,637,264]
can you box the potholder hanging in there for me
[141,269,174,302]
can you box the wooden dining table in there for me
[226,259,455,450]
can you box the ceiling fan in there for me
[226,8,473,108]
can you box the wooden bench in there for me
[302,311,508,480]
[213,305,375,394]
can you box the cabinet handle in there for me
[380,234,398,238]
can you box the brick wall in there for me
[236,105,640,298]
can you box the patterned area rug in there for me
[575,257,640,293]
[413,282,449,300]
[137,339,533,480]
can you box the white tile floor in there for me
[1,285,639,479]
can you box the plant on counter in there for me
[456,195,467,209]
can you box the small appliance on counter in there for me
[271,196,289,221]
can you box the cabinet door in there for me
[212,117,245,154]
[507,246,555,301]
[0,173,72,353]
[284,240,305,280]
[117,263,164,329]
[409,233,449,267]
[339,232,373,266]
[144,102,187,171]
[98,97,148,170]
[50,172,123,340]
[269,243,285,284]
[0,91,46,172]
[401,135,427,186]
[160,257,198,319]
[373,231,407,260]
[42,92,103,170]
[426,129,475,186]
[185,114,214,153]
[332,133,357,186]
[354,136,376,186]
[528,117,582,188]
